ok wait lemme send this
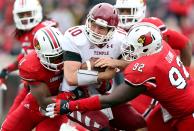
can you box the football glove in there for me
[57,88,85,100]
[45,99,71,118]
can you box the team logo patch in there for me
[137,32,153,46]
[34,39,41,50]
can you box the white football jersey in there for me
[61,25,126,62]
[61,25,126,93]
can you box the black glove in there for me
[0,69,8,79]
[72,88,85,99]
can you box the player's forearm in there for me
[4,61,18,73]
[39,96,56,110]
[113,59,130,71]
[5,53,24,73]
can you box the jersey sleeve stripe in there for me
[124,77,156,86]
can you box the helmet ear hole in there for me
[43,37,45,41]
[143,48,148,52]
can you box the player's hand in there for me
[80,57,99,70]
[98,67,117,81]
[45,99,71,118]
[0,78,7,90]
[94,57,117,68]
[89,57,99,69]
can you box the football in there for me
[93,66,107,72]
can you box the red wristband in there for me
[69,95,101,111]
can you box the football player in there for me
[46,22,194,131]
[56,3,147,131]
[1,27,86,131]
[0,0,58,115]
[113,1,192,130]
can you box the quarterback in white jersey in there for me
[61,4,127,93]
[57,3,147,131]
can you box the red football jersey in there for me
[16,20,58,55]
[19,51,63,96]
[124,41,194,118]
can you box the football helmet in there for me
[33,27,64,71]
[121,22,162,61]
[115,0,146,29]
[13,0,43,30]
[85,3,119,45]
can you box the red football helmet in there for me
[85,3,119,45]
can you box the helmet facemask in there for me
[121,23,163,62]
[115,0,146,30]
[13,0,43,30]
[38,48,64,72]
[85,16,115,45]
[85,3,118,45]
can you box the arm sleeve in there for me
[163,29,189,50]
[63,51,82,62]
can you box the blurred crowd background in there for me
[1,0,194,124]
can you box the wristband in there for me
[69,95,101,111]
[86,60,91,70]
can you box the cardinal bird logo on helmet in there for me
[33,38,41,50]
[137,32,153,46]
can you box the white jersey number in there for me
[169,57,189,89]
[133,63,145,72]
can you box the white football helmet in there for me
[115,0,146,29]
[121,22,162,61]
[85,3,119,45]
[13,0,43,30]
[33,27,64,71]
